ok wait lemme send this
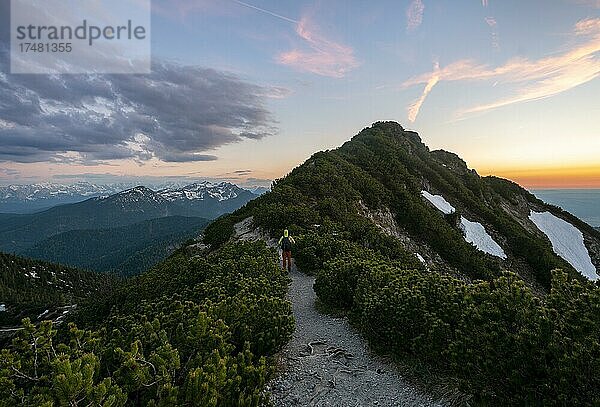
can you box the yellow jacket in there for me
[278,230,295,248]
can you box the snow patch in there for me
[0,327,24,333]
[529,211,598,280]
[416,253,426,265]
[421,190,455,215]
[421,190,506,259]
[0,304,5,312]
[460,217,507,259]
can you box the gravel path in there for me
[265,263,445,407]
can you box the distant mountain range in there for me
[249,186,270,196]
[0,181,269,213]
[0,182,130,213]
[0,182,259,273]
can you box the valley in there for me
[0,181,257,273]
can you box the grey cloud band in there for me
[0,56,278,163]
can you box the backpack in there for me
[281,236,292,251]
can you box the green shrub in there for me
[203,216,237,247]
[312,243,600,404]
[0,241,294,406]
[315,255,385,309]
[293,233,359,275]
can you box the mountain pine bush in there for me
[299,232,600,405]
[0,241,294,406]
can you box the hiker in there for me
[278,229,295,272]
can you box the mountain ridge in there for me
[0,182,256,254]
[206,121,599,285]
[199,121,600,404]
[0,181,262,213]
[0,182,131,213]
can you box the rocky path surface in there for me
[265,264,445,407]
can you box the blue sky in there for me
[0,0,599,188]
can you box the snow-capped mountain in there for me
[0,182,126,200]
[0,181,260,214]
[0,182,131,213]
[0,181,132,200]
[83,182,257,220]
[249,186,270,196]
[110,186,170,205]
[85,182,256,217]
[158,181,244,202]
[0,182,258,254]
[91,182,252,208]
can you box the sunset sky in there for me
[0,0,599,188]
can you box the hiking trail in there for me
[234,217,445,406]
[265,264,445,407]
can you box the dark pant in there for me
[282,250,292,271]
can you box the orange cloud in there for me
[277,16,359,78]
[407,61,439,122]
[403,18,600,120]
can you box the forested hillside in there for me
[23,216,209,275]
[203,122,600,404]
[0,242,294,405]
[0,182,253,277]
[0,252,117,327]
